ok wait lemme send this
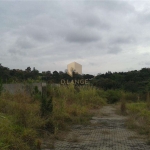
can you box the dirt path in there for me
[42,105,150,150]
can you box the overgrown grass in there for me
[0,92,44,150]
[47,85,107,134]
[0,84,106,150]
[1,83,143,149]
[126,102,150,144]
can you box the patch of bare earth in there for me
[42,105,150,150]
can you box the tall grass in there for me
[126,102,150,144]
[146,92,150,109]
[0,78,3,95]
[47,85,106,133]
[0,85,106,150]
[0,92,44,150]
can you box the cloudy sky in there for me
[1,0,150,75]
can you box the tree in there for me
[25,67,31,72]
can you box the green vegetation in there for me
[1,63,150,95]
[125,102,150,144]
[0,78,3,95]
[0,64,94,84]
[1,63,150,147]
[92,68,150,93]
[0,85,106,150]
[0,92,43,150]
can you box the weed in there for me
[0,78,3,95]
[0,84,106,149]
[120,100,127,115]
[125,102,150,144]
[105,90,121,104]
[68,133,80,142]
[101,130,110,134]
[36,139,42,150]
[147,92,150,109]
[41,96,53,117]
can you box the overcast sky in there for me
[1,0,150,75]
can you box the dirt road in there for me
[42,105,150,150]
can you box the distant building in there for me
[67,62,82,76]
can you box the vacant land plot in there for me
[42,106,150,150]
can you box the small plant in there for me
[101,130,110,134]
[32,86,42,101]
[0,78,3,95]
[68,133,80,142]
[146,92,150,109]
[147,134,150,145]
[120,99,127,115]
[41,96,53,117]
[105,90,121,104]
[36,139,42,150]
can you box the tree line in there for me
[0,63,150,93]
[0,64,94,83]
[92,68,150,93]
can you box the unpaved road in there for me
[42,105,150,150]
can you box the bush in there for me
[105,90,121,103]
[124,92,138,102]
[0,78,3,95]
[41,96,53,117]
[126,102,150,144]
[120,99,127,115]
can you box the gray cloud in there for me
[0,0,150,74]
[70,10,110,30]
[9,49,26,56]
[16,37,34,49]
[145,62,150,66]
[136,10,150,24]
[107,46,122,54]
[65,29,101,43]
[89,62,97,66]
[111,36,136,45]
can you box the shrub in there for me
[41,96,53,117]
[124,92,138,102]
[126,102,150,144]
[105,90,121,103]
[120,99,127,115]
[0,78,3,95]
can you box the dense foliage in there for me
[0,64,93,83]
[1,64,150,93]
[92,68,150,93]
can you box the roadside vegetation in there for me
[1,63,150,95]
[113,88,150,144]
[0,84,107,150]
[125,101,150,144]
[1,65,150,149]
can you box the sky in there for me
[1,0,150,75]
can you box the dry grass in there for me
[0,85,106,150]
[125,102,150,144]
[0,92,46,150]
[127,135,141,140]
[120,100,127,115]
[101,130,110,134]
[67,133,80,142]
[54,131,68,141]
